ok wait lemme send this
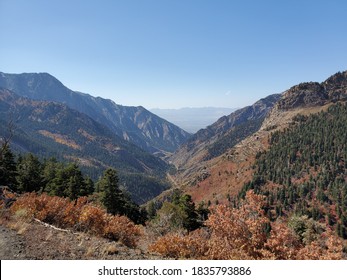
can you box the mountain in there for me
[0,72,191,155]
[170,94,281,178]
[150,107,238,133]
[169,70,347,208]
[0,88,169,204]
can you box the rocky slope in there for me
[276,70,347,110]
[0,72,191,154]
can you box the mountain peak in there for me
[276,70,347,110]
[0,71,190,154]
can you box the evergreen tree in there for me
[81,177,95,197]
[147,201,157,220]
[64,163,85,200]
[0,144,17,189]
[178,194,201,231]
[41,157,60,191]
[197,201,210,223]
[16,153,43,193]
[98,168,124,215]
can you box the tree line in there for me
[0,144,146,224]
[0,144,208,229]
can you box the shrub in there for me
[104,215,142,248]
[63,196,89,228]
[78,205,106,235]
[149,229,208,259]
[10,192,142,247]
[149,191,346,260]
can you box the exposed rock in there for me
[277,71,347,110]
[277,82,327,109]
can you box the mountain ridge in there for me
[170,93,281,171]
[169,70,347,205]
[0,72,191,154]
[0,88,169,203]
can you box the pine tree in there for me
[64,163,85,200]
[81,177,95,197]
[16,153,43,193]
[178,194,201,231]
[0,144,17,189]
[98,168,124,215]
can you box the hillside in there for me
[0,72,191,154]
[241,102,347,238]
[0,88,169,203]
[172,70,347,206]
[169,94,281,188]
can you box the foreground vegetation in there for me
[1,188,345,259]
[149,191,345,259]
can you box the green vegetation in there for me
[0,91,170,204]
[147,189,208,235]
[206,118,264,159]
[0,145,146,224]
[240,102,347,238]
[0,144,17,187]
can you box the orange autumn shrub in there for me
[10,192,142,247]
[149,228,208,259]
[149,191,346,260]
[205,191,269,259]
[78,204,106,235]
[104,215,142,248]
[35,195,69,226]
[63,196,89,228]
[10,192,37,217]
[11,193,69,226]
[262,221,301,259]
[296,228,344,260]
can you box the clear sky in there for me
[1,0,347,109]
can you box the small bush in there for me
[104,215,142,248]
[149,229,208,259]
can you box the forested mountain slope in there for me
[175,70,347,206]
[169,94,281,189]
[0,88,169,203]
[0,72,190,154]
[241,102,347,238]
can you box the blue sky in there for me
[1,0,347,109]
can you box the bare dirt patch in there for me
[0,211,161,260]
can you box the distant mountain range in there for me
[0,72,191,155]
[150,107,238,133]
